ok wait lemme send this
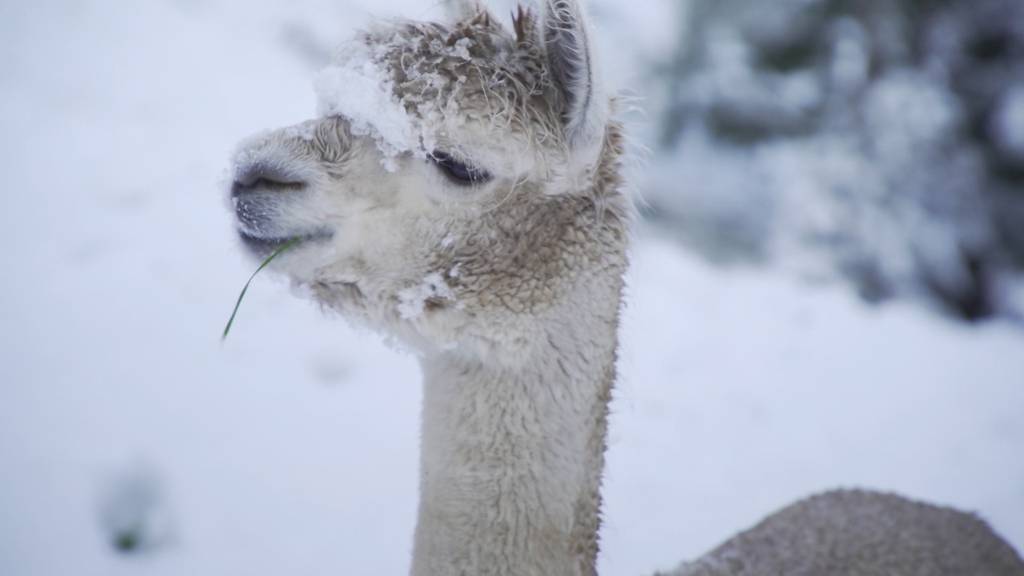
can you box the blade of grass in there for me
[222,238,302,341]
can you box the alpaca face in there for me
[228,4,625,356]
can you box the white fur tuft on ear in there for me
[541,0,607,159]
[443,0,484,22]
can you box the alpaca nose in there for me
[231,164,307,197]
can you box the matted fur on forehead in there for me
[315,9,568,169]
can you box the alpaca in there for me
[663,490,1024,576]
[226,1,1024,575]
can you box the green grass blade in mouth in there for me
[222,238,302,341]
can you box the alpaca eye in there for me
[430,151,492,186]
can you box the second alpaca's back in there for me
[665,490,1024,576]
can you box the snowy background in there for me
[0,1,1021,575]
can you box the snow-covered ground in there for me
[0,1,1021,576]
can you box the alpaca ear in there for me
[444,0,484,22]
[541,0,607,156]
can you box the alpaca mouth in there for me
[238,228,333,257]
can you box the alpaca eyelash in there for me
[430,151,492,186]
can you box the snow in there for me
[863,72,959,167]
[315,41,420,171]
[397,273,456,320]
[994,84,1024,161]
[607,235,1024,575]
[450,37,474,61]
[313,21,488,172]
[96,464,176,555]
[0,2,1021,576]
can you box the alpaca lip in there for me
[238,229,333,257]
[232,164,307,196]
[232,193,319,243]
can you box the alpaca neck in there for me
[411,309,620,576]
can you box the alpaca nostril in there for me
[232,165,307,196]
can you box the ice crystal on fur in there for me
[396,273,455,320]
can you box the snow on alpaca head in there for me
[229,4,626,359]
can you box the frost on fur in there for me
[397,273,456,320]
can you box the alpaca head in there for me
[229,1,628,359]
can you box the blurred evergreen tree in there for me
[650,0,1024,321]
